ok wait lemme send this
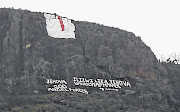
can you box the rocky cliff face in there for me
[0,8,179,112]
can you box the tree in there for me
[163,53,180,64]
[170,53,180,64]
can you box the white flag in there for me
[44,13,76,39]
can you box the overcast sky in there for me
[1,0,180,59]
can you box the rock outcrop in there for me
[0,8,179,112]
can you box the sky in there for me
[0,0,180,60]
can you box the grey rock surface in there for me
[0,8,179,112]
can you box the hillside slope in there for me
[0,8,179,112]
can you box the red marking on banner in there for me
[58,16,64,31]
